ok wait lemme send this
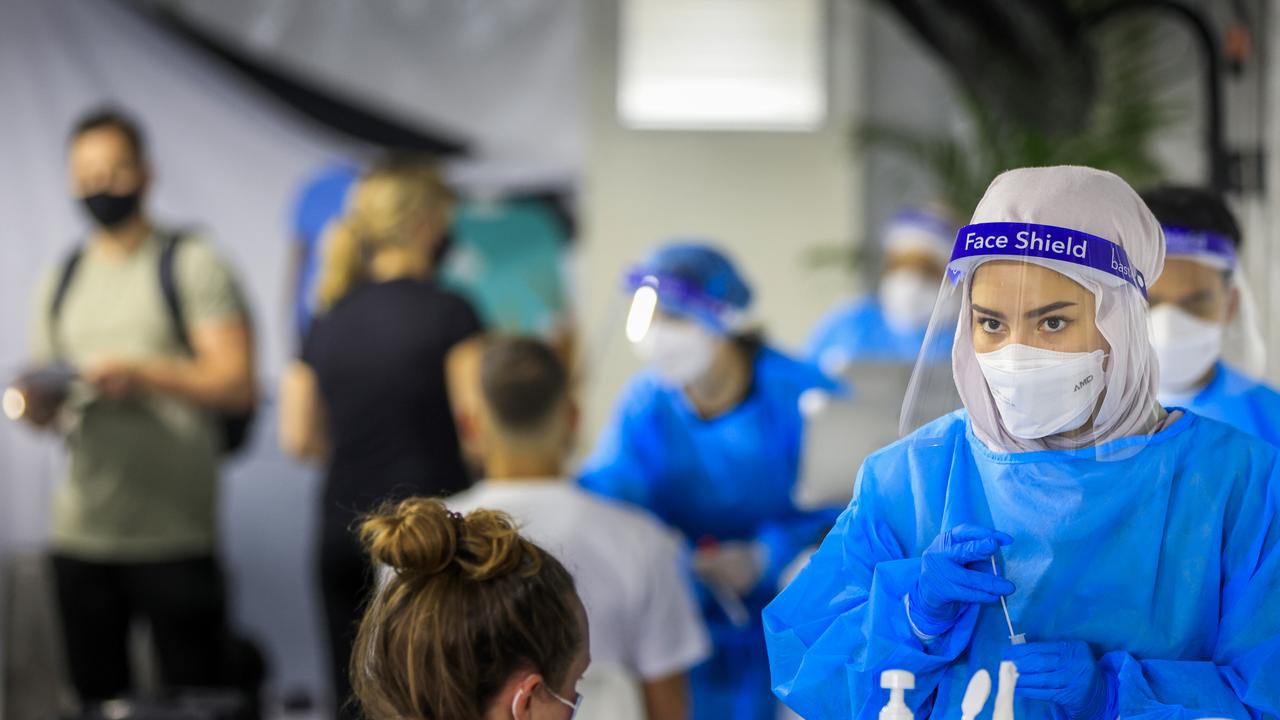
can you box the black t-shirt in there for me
[302,279,481,524]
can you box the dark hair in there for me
[352,498,583,720]
[480,336,569,433]
[69,106,147,163]
[1140,185,1242,249]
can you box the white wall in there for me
[576,0,863,437]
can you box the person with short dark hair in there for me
[1142,185,1280,446]
[20,106,256,705]
[353,497,589,720]
[448,336,709,720]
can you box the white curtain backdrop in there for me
[0,0,584,709]
[154,0,585,190]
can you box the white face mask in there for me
[1148,304,1222,396]
[634,319,719,386]
[879,270,938,333]
[976,344,1107,440]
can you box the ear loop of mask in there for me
[511,688,523,718]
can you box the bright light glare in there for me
[618,0,827,130]
[626,286,659,343]
[3,387,27,420]
[798,388,830,417]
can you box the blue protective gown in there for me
[807,296,953,371]
[765,409,1280,720]
[580,346,843,720]
[1162,361,1280,447]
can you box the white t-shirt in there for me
[448,480,711,682]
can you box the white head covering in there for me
[953,166,1167,452]
[882,206,956,265]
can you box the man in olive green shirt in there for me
[20,108,256,704]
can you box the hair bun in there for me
[359,498,541,582]
[359,498,458,575]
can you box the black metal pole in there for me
[1083,0,1229,191]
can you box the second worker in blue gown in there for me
[581,241,842,720]
[1143,185,1280,446]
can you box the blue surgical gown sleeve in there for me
[578,380,657,510]
[764,462,982,720]
[1101,456,1280,720]
[806,301,855,365]
[755,507,841,592]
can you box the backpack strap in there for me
[48,246,85,360]
[158,230,193,353]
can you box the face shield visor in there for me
[900,221,1165,456]
[1147,228,1265,398]
[622,270,745,386]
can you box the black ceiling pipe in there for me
[876,0,1097,138]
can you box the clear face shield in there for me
[1146,228,1265,398]
[622,271,742,387]
[900,222,1164,455]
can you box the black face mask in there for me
[81,190,141,229]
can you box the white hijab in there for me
[954,166,1167,452]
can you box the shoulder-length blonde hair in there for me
[315,157,453,312]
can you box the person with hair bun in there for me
[277,156,485,718]
[352,497,590,720]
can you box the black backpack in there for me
[49,230,255,456]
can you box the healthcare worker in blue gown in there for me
[580,242,844,720]
[1142,185,1280,446]
[765,166,1280,720]
[807,207,958,377]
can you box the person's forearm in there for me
[137,357,255,412]
[642,673,690,720]
[278,361,330,462]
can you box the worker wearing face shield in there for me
[579,242,843,720]
[1142,186,1280,446]
[765,167,1280,720]
[807,207,958,378]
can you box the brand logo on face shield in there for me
[951,222,1148,298]
[1073,374,1095,393]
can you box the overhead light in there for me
[618,0,827,131]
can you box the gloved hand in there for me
[1005,641,1116,720]
[906,524,1014,638]
[693,540,765,596]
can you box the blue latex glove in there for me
[1005,641,1117,720]
[906,524,1015,638]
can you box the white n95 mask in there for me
[879,270,938,333]
[1148,304,1223,396]
[976,344,1107,440]
[634,319,719,386]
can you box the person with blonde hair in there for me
[278,156,484,718]
[353,497,589,720]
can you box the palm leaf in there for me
[858,3,1181,220]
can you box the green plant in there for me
[860,6,1183,218]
